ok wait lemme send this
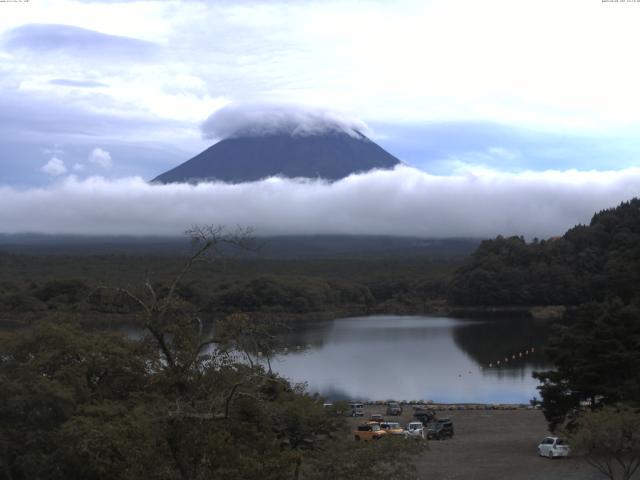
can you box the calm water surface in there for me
[267,315,551,404]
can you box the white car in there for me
[404,421,426,439]
[538,437,570,458]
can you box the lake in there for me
[2,314,552,404]
[265,315,551,404]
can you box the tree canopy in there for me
[450,198,640,307]
[533,301,640,431]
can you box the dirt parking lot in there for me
[350,405,604,480]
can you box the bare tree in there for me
[112,225,285,479]
[570,406,640,480]
[117,225,254,380]
[215,313,288,373]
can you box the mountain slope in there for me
[152,131,401,184]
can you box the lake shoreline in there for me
[0,303,567,330]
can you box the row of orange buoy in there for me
[486,347,535,368]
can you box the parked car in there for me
[404,422,426,439]
[386,402,403,416]
[426,418,454,439]
[538,437,570,458]
[348,402,365,417]
[353,423,387,441]
[414,409,436,425]
[380,422,404,435]
[369,413,384,423]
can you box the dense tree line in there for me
[0,276,373,316]
[450,198,640,306]
[0,258,454,323]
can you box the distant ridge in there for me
[0,234,481,259]
[152,131,401,184]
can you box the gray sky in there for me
[1,0,640,237]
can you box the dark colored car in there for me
[426,418,454,440]
[413,410,436,424]
[386,402,403,416]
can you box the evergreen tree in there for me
[534,301,640,431]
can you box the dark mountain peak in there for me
[152,129,401,184]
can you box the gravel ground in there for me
[349,405,604,480]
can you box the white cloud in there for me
[40,157,67,176]
[72,163,85,172]
[42,146,64,156]
[486,147,519,161]
[88,147,112,168]
[5,0,639,142]
[201,102,370,140]
[3,165,640,238]
[443,147,524,173]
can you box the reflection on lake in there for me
[267,315,551,404]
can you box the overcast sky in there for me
[1,0,640,237]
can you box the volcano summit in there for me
[152,103,401,184]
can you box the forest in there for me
[450,198,640,307]
[0,241,463,327]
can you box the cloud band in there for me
[2,166,639,238]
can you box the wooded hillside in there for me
[450,198,640,306]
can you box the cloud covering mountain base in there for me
[2,166,639,238]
